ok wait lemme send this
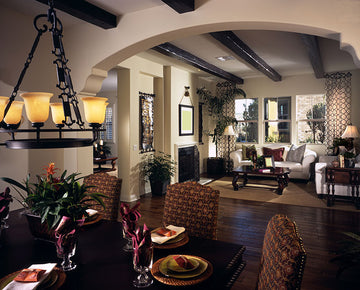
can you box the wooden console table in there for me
[325,167,360,209]
[93,157,118,173]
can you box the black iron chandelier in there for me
[0,1,106,149]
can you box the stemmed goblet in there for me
[55,234,77,271]
[133,244,154,288]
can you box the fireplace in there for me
[178,145,200,183]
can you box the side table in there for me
[93,157,118,173]
[325,167,360,209]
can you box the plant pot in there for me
[150,179,170,196]
[24,211,56,243]
[207,157,225,175]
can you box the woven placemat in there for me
[83,213,103,226]
[153,232,189,249]
[151,256,213,286]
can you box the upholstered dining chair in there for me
[256,214,307,290]
[83,172,122,221]
[163,181,220,239]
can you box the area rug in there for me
[209,176,359,212]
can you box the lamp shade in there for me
[341,125,360,139]
[50,103,65,125]
[20,92,53,124]
[81,97,108,124]
[0,96,9,121]
[223,125,236,136]
[4,101,24,125]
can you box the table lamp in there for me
[341,124,360,150]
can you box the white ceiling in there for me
[1,0,358,92]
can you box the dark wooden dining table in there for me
[0,210,246,289]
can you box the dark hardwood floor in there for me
[135,185,360,289]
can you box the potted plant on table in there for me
[1,163,106,241]
[142,152,176,196]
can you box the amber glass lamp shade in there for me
[20,92,53,126]
[81,97,108,126]
[4,101,24,125]
[50,103,65,127]
[0,96,9,121]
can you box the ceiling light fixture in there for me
[215,55,235,62]
[0,1,106,150]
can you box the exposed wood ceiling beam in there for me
[210,31,282,82]
[301,34,324,78]
[152,42,244,84]
[35,0,117,29]
[161,0,195,13]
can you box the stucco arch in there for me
[79,20,359,97]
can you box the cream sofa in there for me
[315,155,360,196]
[230,144,317,180]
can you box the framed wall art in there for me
[179,104,194,136]
[264,155,275,168]
[139,92,155,153]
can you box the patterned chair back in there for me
[256,214,306,290]
[163,181,220,239]
[83,172,122,221]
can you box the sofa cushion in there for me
[242,144,256,160]
[286,144,306,163]
[263,147,285,161]
[275,161,303,172]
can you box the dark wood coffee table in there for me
[232,166,290,195]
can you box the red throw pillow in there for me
[262,147,284,161]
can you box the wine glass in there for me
[133,244,154,288]
[0,213,9,229]
[122,228,133,252]
[55,234,77,271]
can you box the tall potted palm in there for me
[142,152,176,196]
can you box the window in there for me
[100,106,113,142]
[235,98,258,142]
[264,97,291,143]
[296,94,326,144]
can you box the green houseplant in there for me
[142,152,176,196]
[1,163,106,240]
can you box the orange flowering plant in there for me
[1,163,105,228]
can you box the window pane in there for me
[235,98,258,121]
[100,107,113,141]
[298,120,326,144]
[296,94,326,144]
[235,122,258,142]
[265,121,290,143]
[264,97,291,120]
[296,94,325,120]
[235,98,258,143]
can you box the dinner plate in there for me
[153,232,189,249]
[159,255,207,279]
[151,255,213,286]
[0,267,66,289]
[166,256,200,273]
